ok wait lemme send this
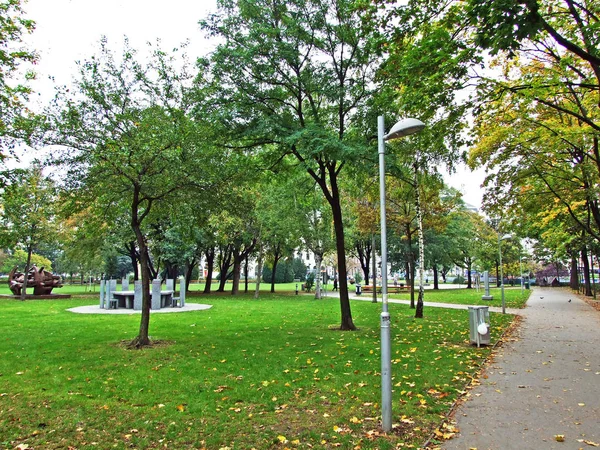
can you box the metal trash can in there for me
[355,284,362,295]
[468,306,490,347]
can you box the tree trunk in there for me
[314,253,323,300]
[329,184,355,330]
[569,251,579,290]
[414,166,425,319]
[404,224,416,309]
[130,189,152,348]
[254,245,263,300]
[371,234,377,303]
[232,239,256,295]
[203,247,215,294]
[231,251,241,295]
[20,245,33,301]
[466,258,473,289]
[433,266,439,289]
[308,162,355,330]
[244,255,249,293]
[355,238,371,287]
[125,240,139,281]
[184,256,197,293]
[217,245,233,292]
[582,246,592,296]
[271,245,282,293]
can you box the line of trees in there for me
[1,0,599,346]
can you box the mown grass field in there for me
[0,292,522,449]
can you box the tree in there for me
[256,168,305,294]
[0,248,51,273]
[42,39,216,347]
[0,164,56,299]
[370,3,476,317]
[0,0,36,167]
[200,0,383,330]
[461,1,600,245]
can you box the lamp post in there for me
[519,255,524,294]
[378,116,425,432]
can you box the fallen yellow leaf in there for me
[554,434,565,442]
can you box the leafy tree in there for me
[0,164,56,299]
[41,40,216,347]
[0,0,36,167]
[461,1,600,246]
[368,1,476,317]
[1,248,51,273]
[256,168,305,293]
[200,0,384,330]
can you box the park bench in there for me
[362,285,411,294]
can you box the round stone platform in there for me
[68,303,212,314]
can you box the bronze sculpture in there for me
[8,265,63,295]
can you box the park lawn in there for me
[388,286,531,309]
[0,295,514,449]
[0,281,318,297]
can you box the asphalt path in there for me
[443,287,600,450]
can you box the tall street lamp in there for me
[519,255,524,294]
[378,116,425,432]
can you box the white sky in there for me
[18,0,485,208]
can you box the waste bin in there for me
[355,284,362,295]
[468,306,490,347]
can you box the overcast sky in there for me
[19,0,485,208]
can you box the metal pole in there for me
[499,233,505,314]
[378,115,392,432]
[519,256,524,294]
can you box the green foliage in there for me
[102,254,132,279]
[452,275,466,284]
[354,271,363,284]
[0,164,57,257]
[289,257,307,281]
[0,0,37,162]
[304,271,315,291]
[262,258,306,284]
[0,248,52,273]
[42,38,222,344]
[200,0,386,327]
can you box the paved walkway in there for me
[443,287,600,450]
[350,294,522,315]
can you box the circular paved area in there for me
[68,303,212,314]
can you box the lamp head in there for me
[384,118,425,141]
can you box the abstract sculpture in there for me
[8,265,63,295]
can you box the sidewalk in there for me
[443,287,600,450]
[350,294,521,315]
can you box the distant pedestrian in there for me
[333,275,338,291]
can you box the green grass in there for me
[388,286,531,309]
[0,294,517,449]
[0,281,309,297]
